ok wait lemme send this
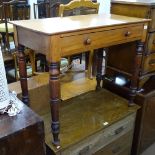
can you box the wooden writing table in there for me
[10,13,149,148]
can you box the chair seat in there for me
[0,23,14,33]
[61,58,68,67]
[7,65,33,79]
[7,58,69,80]
[60,58,69,73]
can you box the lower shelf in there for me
[42,89,139,155]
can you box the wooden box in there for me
[0,102,45,155]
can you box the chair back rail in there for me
[33,1,61,18]
[33,1,50,19]
[58,0,99,17]
[0,0,30,51]
[3,0,30,20]
[0,0,33,82]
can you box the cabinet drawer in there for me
[146,32,155,54]
[111,3,149,19]
[149,8,155,32]
[142,53,155,74]
[94,130,133,155]
[60,25,143,56]
[111,3,155,32]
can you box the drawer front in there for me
[142,53,155,74]
[60,25,143,57]
[149,8,155,32]
[146,32,155,54]
[61,113,136,155]
[111,3,155,31]
[111,3,149,19]
[94,130,133,155]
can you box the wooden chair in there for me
[33,1,61,19]
[7,49,36,81]
[2,1,36,82]
[33,1,69,73]
[58,0,99,79]
[0,0,29,51]
[0,28,2,48]
[0,4,13,51]
[33,1,50,19]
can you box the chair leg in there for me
[68,56,71,66]
[1,33,6,51]
[28,49,36,75]
[87,50,94,79]
[5,32,10,52]
[12,52,19,81]
[0,34,2,49]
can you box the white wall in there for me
[28,0,37,19]
[98,0,111,14]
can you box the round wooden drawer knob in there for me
[125,31,131,37]
[84,38,91,45]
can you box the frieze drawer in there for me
[61,113,136,155]
[142,53,155,74]
[60,24,143,56]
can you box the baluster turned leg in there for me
[49,62,60,148]
[17,44,29,105]
[129,41,144,106]
[96,48,104,90]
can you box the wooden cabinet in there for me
[109,0,155,90]
[0,101,45,155]
[102,1,155,155]
[103,77,155,155]
[111,0,155,32]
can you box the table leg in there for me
[17,44,29,105]
[96,48,103,90]
[49,62,60,147]
[129,41,144,106]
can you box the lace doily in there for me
[0,91,22,116]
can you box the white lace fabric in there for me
[0,91,22,117]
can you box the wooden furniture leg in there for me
[49,62,60,147]
[88,49,94,79]
[129,41,144,106]
[28,49,36,75]
[17,44,29,105]
[96,48,103,90]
